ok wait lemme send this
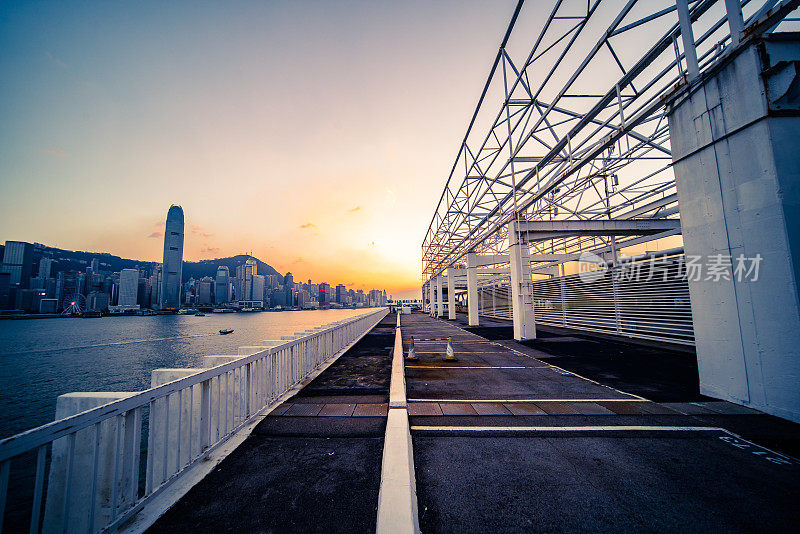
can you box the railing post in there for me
[200,379,211,452]
[612,268,622,334]
[245,363,252,417]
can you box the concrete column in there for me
[447,269,456,320]
[466,253,479,326]
[429,281,436,317]
[436,276,444,318]
[509,220,537,341]
[667,36,800,422]
[43,392,140,534]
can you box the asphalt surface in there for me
[403,313,800,534]
[148,313,396,534]
[148,312,800,533]
[461,314,707,402]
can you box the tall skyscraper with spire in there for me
[159,205,184,310]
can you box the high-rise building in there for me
[197,276,214,305]
[1,241,34,287]
[319,282,330,306]
[336,284,346,304]
[215,266,230,304]
[0,273,10,309]
[118,269,139,306]
[38,257,53,279]
[90,258,100,272]
[159,205,184,310]
[149,264,162,308]
[236,257,258,301]
[252,274,265,305]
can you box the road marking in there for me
[411,351,517,354]
[410,425,725,432]
[406,366,547,369]
[718,435,800,465]
[407,398,646,403]
[443,320,651,402]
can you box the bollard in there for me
[443,336,457,361]
[406,336,418,361]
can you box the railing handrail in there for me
[0,308,387,462]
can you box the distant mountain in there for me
[183,255,282,282]
[21,243,283,284]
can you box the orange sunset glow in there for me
[0,1,519,298]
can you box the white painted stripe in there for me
[457,331,650,402]
[411,351,514,354]
[410,425,726,432]
[407,398,646,403]
[406,366,546,370]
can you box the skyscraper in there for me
[235,257,257,301]
[38,257,53,279]
[159,205,185,310]
[215,266,230,304]
[1,241,34,287]
[196,276,214,305]
[118,269,139,306]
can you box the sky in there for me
[0,1,519,299]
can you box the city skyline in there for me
[0,1,522,299]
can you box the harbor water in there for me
[0,308,376,440]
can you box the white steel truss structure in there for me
[422,0,799,280]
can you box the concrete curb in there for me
[389,326,407,409]
[376,322,420,534]
[376,409,420,534]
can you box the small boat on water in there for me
[219,329,234,335]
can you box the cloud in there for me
[200,243,220,255]
[147,231,163,238]
[292,257,305,264]
[42,148,68,158]
[348,206,361,213]
[190,224,213,238]
[45,51,68,69]
[299,222,315,229]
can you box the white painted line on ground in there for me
[443,319,651,402]
[407,398,647,403]
[406,366,548,370]
[409,425,727,432]
[411,351,517,354]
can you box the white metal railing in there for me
[478,255,694,345]
[0,308,388,533]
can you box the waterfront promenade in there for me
[146,312,799,533]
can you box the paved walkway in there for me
[148,313,397,534]
[402,313,800,533]
[146,312,800,533]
